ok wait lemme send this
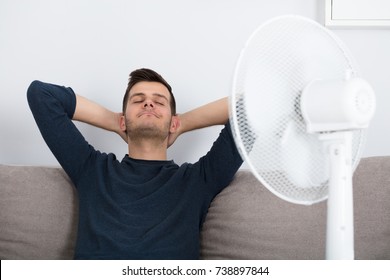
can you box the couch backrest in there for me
[1,157,389,259]
[200,157,390,259]
[0,166,78,259]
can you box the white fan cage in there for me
[230,16,366,205]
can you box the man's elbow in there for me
[27,80,43,96]
[26,80,45,107]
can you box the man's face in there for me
[121,81,176,141]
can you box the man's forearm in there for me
[179,97,229,134]
[73,95,122,134]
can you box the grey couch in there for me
[1,156,389,260]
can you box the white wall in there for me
[0,0,389,166]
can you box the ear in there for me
[169,115,180,133]
[119,114,127,133]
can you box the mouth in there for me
[138,111,160,118]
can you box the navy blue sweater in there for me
[27,80,242,259]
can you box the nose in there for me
[143,101,154,108]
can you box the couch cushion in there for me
[200,156,390,259]
[0,165,78,259]
[1,157,389,260]
[353,157,390,259]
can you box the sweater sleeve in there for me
[27,80,95,183]
[195,121,243,196]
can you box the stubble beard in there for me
[125,116,171,144]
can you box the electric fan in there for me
[230,15,376,259]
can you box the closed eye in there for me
[130,93,169,106]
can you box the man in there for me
[27,68,242,259]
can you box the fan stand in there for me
[321,131,354,259]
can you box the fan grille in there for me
[230,16,365,205]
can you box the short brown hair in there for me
[122,68,176,115]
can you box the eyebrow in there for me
[130,92,169,102]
